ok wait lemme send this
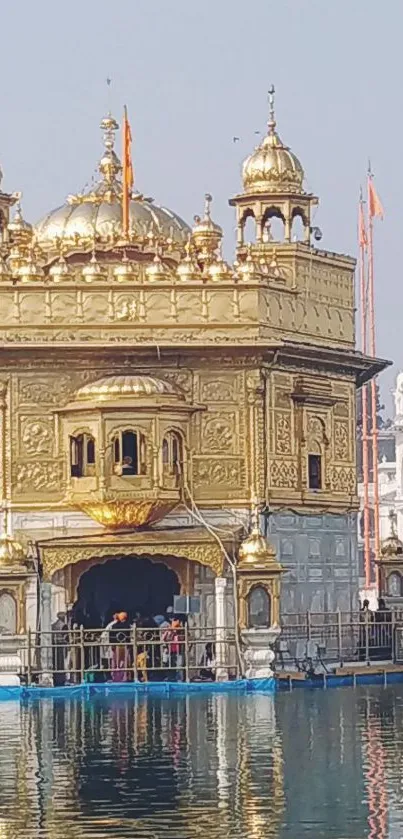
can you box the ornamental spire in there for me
[268,84,276,135]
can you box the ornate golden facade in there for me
[0,89,388,626]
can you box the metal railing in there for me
[12,625,239,686]
[277,610,403,670]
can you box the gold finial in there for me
[98,113,121,188]
[251,497,261,532]
[204,193,212,218]
[268,84,276,134]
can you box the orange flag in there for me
[359,197,367,247]
[368,177,384,220]
[122,106,133,237]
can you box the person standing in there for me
[100,613,117,680]
[110,612,131,682]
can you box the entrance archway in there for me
[73,556,180,626]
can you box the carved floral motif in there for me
[14,461,62,495]
[201,379,236,402]
[275,413,291,454]
[334,420,349,461]
[202,416,234,453]
[269,460,298,489]
[329,465,355,494]
[193,459,242,489]
[21,419,53,456]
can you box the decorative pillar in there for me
[215,576,228,682]
[237,508,283,680]
[40,582,53,686]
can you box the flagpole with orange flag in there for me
[359,190,371,589]
[122,105,134,240]
[367,165,384,586]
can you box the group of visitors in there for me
[358,598,393,661]
[51,608,216,686]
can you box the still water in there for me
[0,686,403,838]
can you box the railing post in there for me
[365,613,370,665]
[184,623,190,683]
[27,628,32,686]
[80,625,85,683]
[132,625,138,682]
[337,610,342,664]
[392,609,396,663]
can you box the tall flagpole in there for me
[367,166,380,585]
[359,191,371,588]
[122,105,132,240]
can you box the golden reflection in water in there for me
[362,695,389,839]
[0,694,284,839]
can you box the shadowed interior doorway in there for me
[73,556,180,626]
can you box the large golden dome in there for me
[75,374,185,403]
[242,87,304,195]
[34,114,190,256]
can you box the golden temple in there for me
[0,87,388,639]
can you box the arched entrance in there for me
[73,556,180,626]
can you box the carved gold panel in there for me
[52,292,77,323]
[192,457,245,491]
[200,411,237,455]
[82,293,109,322]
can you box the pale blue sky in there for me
[0,0,399,411]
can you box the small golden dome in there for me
[49,254,72,283]
[113,253,138,282]
[13,249,45,283]
[238,526,277,568]
[191,194,222,260]
[381,510,403,558]
[146,252,172,282]
[235,245,262,282]
[0,533,26,567]
[82,251,107,283]
[176,240,202,282]
[204,252,233,282]
[242,87,304,195]
[8,203,33,241]
[75,374,185,403]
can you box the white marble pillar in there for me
[215,577,228,682]
[39,582,53,685]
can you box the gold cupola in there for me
[49,253,73,283]
[380,510,403,559]
[0,523,27,566]
[81,250,108,283]
[242,87,304,195]
[191,194,222,264]
[113,252,138,282]
[176,239,202,282]
[237,505,283,628]
[235,245,262,282]
[13,247,45,283]
[229,87,318,247]
[34,113,191,260]
[204,247,234,283]
[146,250,172,282]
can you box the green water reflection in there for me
[0,687,402,837]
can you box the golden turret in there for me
[49,254,73,283]
[381,510,403,559]
[176,239,202,282]
[13,246,45,283]
[204,246,234,282]
[238,511,278,569]
[146,250,172,282]
[191,194,222,263]
[113,253,138,282]
[242,86,304,195]
[235,245,262,282]
[82,250,108,283]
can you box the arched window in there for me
[242,212,256,245]
[162,431,183,484]
[247,586,271,628]
[261,207,285,243]
[291,211,306,241]
[113,430,147,476]
[0,592,17,634]
[387,572,402,597]
[70,433,96,478]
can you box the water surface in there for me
[0,687,402,837]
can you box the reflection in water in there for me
[0,687,402,837]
